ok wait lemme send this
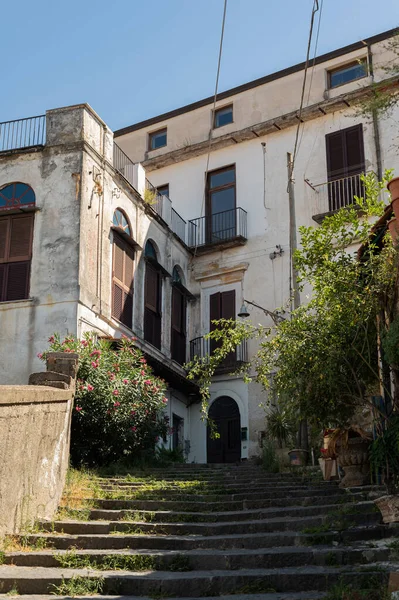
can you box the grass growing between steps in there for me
[50,575,104,596]
[59,469,103,509]
[53,549,192,571]
[324,576,392,599]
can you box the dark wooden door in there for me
[171,285,186,364]
[209,290,236,367]
[207,396,241,463]
[144,262,162,349]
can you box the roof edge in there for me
[114,27,398,137]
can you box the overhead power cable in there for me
[193,0,228,258]
[291,0,320,175]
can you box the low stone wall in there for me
[0,378,74,536]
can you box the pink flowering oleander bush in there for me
[41,333,168,466]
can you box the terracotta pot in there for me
[336,437,371,488]
[388,177,399,204]
[388,217,399,244]
[288,449,308,466]
[374,494,399,523]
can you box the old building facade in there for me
[1,28,398,462]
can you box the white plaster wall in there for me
[0,145,81,383]
[117,39,392,163]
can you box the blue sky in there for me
[1,0,398,131]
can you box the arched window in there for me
[0,183,35,302]
[111,209,134,329]
[144,240,162,349]
[171,266,187,364]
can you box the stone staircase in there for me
[0,463,398,599]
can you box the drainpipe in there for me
[367,42,383,180]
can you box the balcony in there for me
[310,172,365,223]
[113,142,187,244]
[0,115,46,153]
[188,207,247,253]
[189,335,248,373]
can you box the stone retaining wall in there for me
[0,353,77,536]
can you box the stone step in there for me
[88,491,370,512]
[0,564,389,595]
[3,542,393,570]
[0,593,327,600]
[75,500,377,523]
[39,509,381,537]
[25,521,397,551]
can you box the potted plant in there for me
[327,426,372,488]
[265,406,306,465]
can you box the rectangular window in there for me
[149,128,167,151]
[144,262,162,349]
[328,60,367,89]
[0,214,33,302]
[206,165,236,243]
[112,232,134,329]
[325,124,365,211]
[214,105,233,128]
[157,184,169,197]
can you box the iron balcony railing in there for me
[312,172,365,215]
[0,115,46,152]
[189,335,248,368]
[113,143,186,244]
[188,207,247,249]
[113,142,139,190]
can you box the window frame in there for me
[111,230,135,330]
[156,184,169,198]
[327,60,368,89]
[213,104,233,129]
[0,213,34,303]
[148,128,167,151]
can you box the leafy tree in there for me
[187,172,398,430]
[41,333,169,466]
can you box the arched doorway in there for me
[207,396,241,463]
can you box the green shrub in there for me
[261,439,280,473]
[41,333,169,467]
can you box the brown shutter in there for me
[221,289,236,320]
[326,131,345,180]
[0,219,8,261]
[112,232,134,329]
[9,215,33,261]
[209,292,221,331]
[0,264,5,300]
[6,262,30,301]
[171,286,186,364]
[345,125,364,174]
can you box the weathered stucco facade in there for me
[1,28,399,463]
[115,28,399,459]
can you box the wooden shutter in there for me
[326,125,364,180]
[0,214,33,302]
[171,286,186,364]
[221,290,236,320]
[112,233,134,329]
[209,292,221,331]
[144,262,162,349]
[345,125,364,174]
[0,219,8,261]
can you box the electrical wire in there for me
[192,0,228,259]
[291,0,320,175]
[296,0,324,164]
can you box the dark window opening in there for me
[206,165,236,244]
[144,241,162,349]
[214,105,233,128]
[0,214,34,302]
[210,290,236,367]
[171,282,187,365]
[328,61,367,89]
[325,124,365,211]
[112,231,134,329]
[156,184,169,198]
[149,128,167,151]
[172,414,184,450]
